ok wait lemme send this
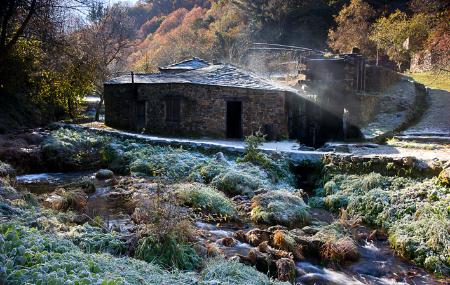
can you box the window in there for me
[165,98,181,122]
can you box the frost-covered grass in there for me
[43,128,296,193]
[0,221,287,285]
[251,190,310,227]
[312,222,359,264]
[135,234,201,271]
[64,224,127,255]
[199,259,289,285]
[174,183,237,219]
[0,223,199,285]
[310,172,449,275]
[0,186,290,284]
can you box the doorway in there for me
[226,101,242,139]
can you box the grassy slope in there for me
[407,71,450,91]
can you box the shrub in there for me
[0,162,15,178]
[174,183,237,219]
[251,190,310,227]
[135,235,201,270]
[42,128,296,193]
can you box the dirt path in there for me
[403,88,450,136]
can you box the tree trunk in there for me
[95,94,104,121]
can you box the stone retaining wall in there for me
[323,153,445,178]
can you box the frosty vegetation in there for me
[310,172,449,275]
[1,127,449,284]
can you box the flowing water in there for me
[16,172,448,285]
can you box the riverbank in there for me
[1,126,449,284]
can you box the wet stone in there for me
[246,229,272,246]
[95,169,114,180]
[276,258,296,283]
[233,230,247,243]
[219,237,237,247]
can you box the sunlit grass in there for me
[386,138,448,150]
[406,71,450,91]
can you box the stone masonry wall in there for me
[105,83,289,139]
[104,84,139,131]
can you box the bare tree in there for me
[78,3,133,121]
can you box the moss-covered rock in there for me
[211,170,263,196]
[251,190,310,228]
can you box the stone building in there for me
[104,58,317,141]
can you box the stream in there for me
[16,172,447,285]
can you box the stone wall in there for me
[365,65,400,92]
[104,84,139,131]
[105,83,289,139]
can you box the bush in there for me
[199,259,289,285]
[135,234,201,270]
[251,190,310,227]
[174,183,237,219]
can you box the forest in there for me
[0,0,448,128]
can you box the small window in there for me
[165,98,181,122]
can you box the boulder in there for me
[250,190,310,228]
[271,230,303,260]
[247,248,275,275]
[276,258,296,283]
[95,169,114,180]
[80,180,96,194]
[43,193,68,211]
[233,230,247,243]
[320,237,359,263]
[219,237,237,247]
[257,241,293,260]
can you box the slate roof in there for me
[158,57,210,71]
[106,62,297,93]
